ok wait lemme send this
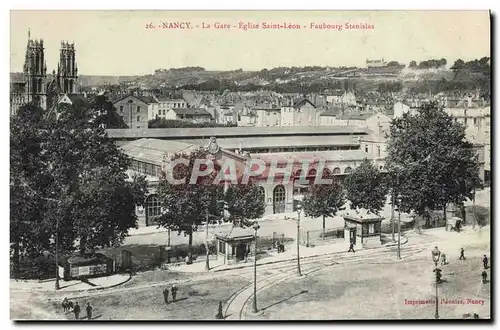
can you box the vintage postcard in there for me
[10,10,491,321]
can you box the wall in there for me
[114,95,149,130]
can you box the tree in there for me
[409,61,417,69]
[344,159,389,215]
[10,100,147,276]
[224,179,266,227]
[90,95,128,129]
[44,102,148,255]
[386,102,481,228]
[451,59,465,71]
[302,176,345,238]
[156,149,222,262]
[10,104,53,276]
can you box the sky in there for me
[10,10,491,76]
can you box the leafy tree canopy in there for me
[344,159,389,215]
[386,102,481,221]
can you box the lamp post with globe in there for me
[252,221,260,313]
[431,247,441,319]
[296,203,303,276]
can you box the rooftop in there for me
[171,108,212,116]
[107,126,371,140]
[120,138,200,165]
[178,135,362,150]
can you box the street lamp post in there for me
[391,188,396,242]
[397,199,401,260]
[252,222,260,313]
[431,247,441,319]
[205,207,210,271]
[55,214,60,290]
[296,204,303,277]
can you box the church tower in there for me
[56,41,78,94]
[23,30,48,109]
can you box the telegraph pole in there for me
[205,207,210,271]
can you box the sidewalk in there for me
[167,235,410,274]
[10,273,131,293]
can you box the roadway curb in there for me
[210,240,410,273]
[11,273,132,294]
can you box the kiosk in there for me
[215,226,255,265]
[343,209,383,248]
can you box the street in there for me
[11,225,490,320]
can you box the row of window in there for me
[249,146,360,153]
[153,110,168,116]
[159,102,185,108]
[131,159,162,177]
[364,145,382,157]
[119,115,142,122]
[119,105,142,113]
[362,222,381,235]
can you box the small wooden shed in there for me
[215,226,255,265]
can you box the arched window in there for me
[258,186,265,203]
[307,168,317,178]
[323,168,331,178]
[344,167,352,174]
[332,167,341,175]
[273,185,286,214]
[145,194,162,226]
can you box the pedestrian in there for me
[348,243,355,253]
[459,248,466,260]
[441,253,447,266]
[86,302,93,320]
[73,302,81,320]
[171,284,178,302]
[163,287,169,305]
[481,270,488,284]
[62,297,69,313]
[483,255,489,269]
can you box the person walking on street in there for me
[348,243,355,253]
[86,303,93,320]
[163,287,169,305]
[62,298,69,313]
[73,302,81,320]
[441,253,447,266]
[481,270,488,284]
[483,255,489,269]
[171,284,178,302]
[459,248,466,260]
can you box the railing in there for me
[299,227,345,247]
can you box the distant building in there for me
[10,31,80,115]
[165,108,213,123]
[256,107,281,127]
[112,95,151,131]
[392,101,412,118]
[366,58,387,68]
[280,98,317,127]
[156,96,187,118]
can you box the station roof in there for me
[215,226,255,242]
[178,135,362,150]
[120,138,200,165]
[107,126,370,140]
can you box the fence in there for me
[299,227,345,247]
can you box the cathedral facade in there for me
[10,32,79,116]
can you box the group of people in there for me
[275,241,285,253]
[434,246,490,284]
[163,284,179,305]
[62,298,93,320]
